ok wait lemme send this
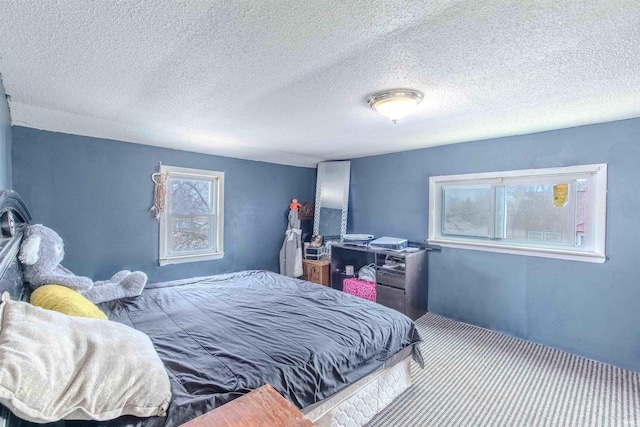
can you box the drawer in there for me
[376,269,406,289]
[376,284,406,314]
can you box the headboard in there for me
[0,191,32,427]
[0,190,31,301]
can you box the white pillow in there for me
[0,292,171,423]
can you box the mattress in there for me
[305,350,412,427]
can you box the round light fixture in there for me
[368,89,423,124]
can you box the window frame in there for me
[159,165,224,266]
[428,164,607,263]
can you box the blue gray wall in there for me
[12,126,316,283]
[349,118,640,372]
[0,77,11,189]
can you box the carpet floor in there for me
[366,313,640,427]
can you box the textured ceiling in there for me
[0,1,638,167]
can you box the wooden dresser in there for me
[180,384,313,427]
[301,259,330,286]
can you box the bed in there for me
[0,191,423,427]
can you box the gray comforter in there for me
[63,270,422,427]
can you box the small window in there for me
[159,165,224,266]
[428,164,607,263]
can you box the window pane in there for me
[170,216,214,253]
[170,179,211,214]
[505,184,574,246]
[575,179,587,247]
[429,164,606,263]
[442,185,492,237]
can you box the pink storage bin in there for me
[343,278,377,302]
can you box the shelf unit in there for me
[330,243,428,320]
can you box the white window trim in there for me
[159,165,224,266]
[428,164,607,263]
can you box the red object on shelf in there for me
[343,278,377,302]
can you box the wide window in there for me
[428,164,607,263]
[159,165,224,266]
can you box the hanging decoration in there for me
[150,162,169,221]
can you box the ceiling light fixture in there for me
[368,89,423,124]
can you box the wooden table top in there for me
[179,384,314,427]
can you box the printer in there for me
[369,236,408,251]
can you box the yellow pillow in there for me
[30,285,108,320]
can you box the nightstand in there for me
[301,259,330,286]
[180,384,313,427]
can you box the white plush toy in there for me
[19,224,147,304]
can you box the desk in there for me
[180,384,314,427]
[330,243,428,320]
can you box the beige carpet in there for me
[366,313,640,427]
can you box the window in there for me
[159,165,224,266]
[428,164,607,263]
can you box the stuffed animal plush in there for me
[19,224,147,304]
